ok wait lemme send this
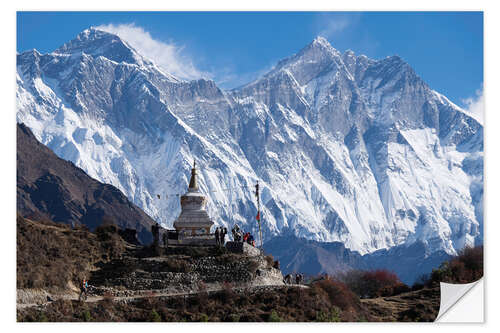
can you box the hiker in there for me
[151,223,160,246]
[248,233,255,246]
[221,227,227,245]
[151,223,161,256]
[162,232,167,247]
[232,225,241,242]
[215,227,221,246]
[235,229,242,242]
[243,232,249,243]
[295,273,303,285]
[79,278,88,301]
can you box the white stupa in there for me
[173,161,214,235]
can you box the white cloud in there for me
[462,84,484,125]
[96,23,209,81]
[315,13,360,39]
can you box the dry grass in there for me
[361,287,440,322]
[17,215,126,290]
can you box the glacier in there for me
[16,29,483,256]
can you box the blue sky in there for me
[17,11,483,109]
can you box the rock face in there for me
[16,28,483,260]
[16,123,156,244]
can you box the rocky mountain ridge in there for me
[16,28,483,257]
[264,234,449,284]
[17,123,155,243]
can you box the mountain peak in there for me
[343,49,355,56]
[54,27,151,67]
[311,36,331,48]
[305,36,338,54]
[298,36,341,60]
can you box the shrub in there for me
[38,312,49,322]
[428,246,483,284]
[82,310,92,322]
[412,273,430,290]
[95,223,119,240]
[339,269,408,298]
[316,307,341,322]
[268,310,281,322]
[198,313,209,322]
[390,282,411,295]
[337,270,365,296]
[363,270,401,297]
[312,278,359,310]
[149,310,161,322]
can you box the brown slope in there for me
[360,287,440,322]
[17,123,155,244]
[17,214,126,290]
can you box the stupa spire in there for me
[188,160,198,191]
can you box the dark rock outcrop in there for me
[17,123,156,244]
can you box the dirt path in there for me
[17,284,308,309]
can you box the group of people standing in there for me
[231,224,256,247]
[214,226,227,246]
[284,273,304,285]
[242,232,255,247]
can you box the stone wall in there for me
[168,234,216,246]
[225,241,262,257]
[89,248,283,296]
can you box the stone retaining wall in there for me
[225,241,262,257]
[88,247,283,297]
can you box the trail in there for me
[17,284,308,309]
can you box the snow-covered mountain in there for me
[16,28,483,256]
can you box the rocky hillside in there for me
[17,216,283,307]
[17,122,156,243]
[17,281,372,322]
[361,287,440,322]
[17,215,127,292]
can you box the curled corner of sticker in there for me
[435,278,484,322]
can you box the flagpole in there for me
[256,181,263,250]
